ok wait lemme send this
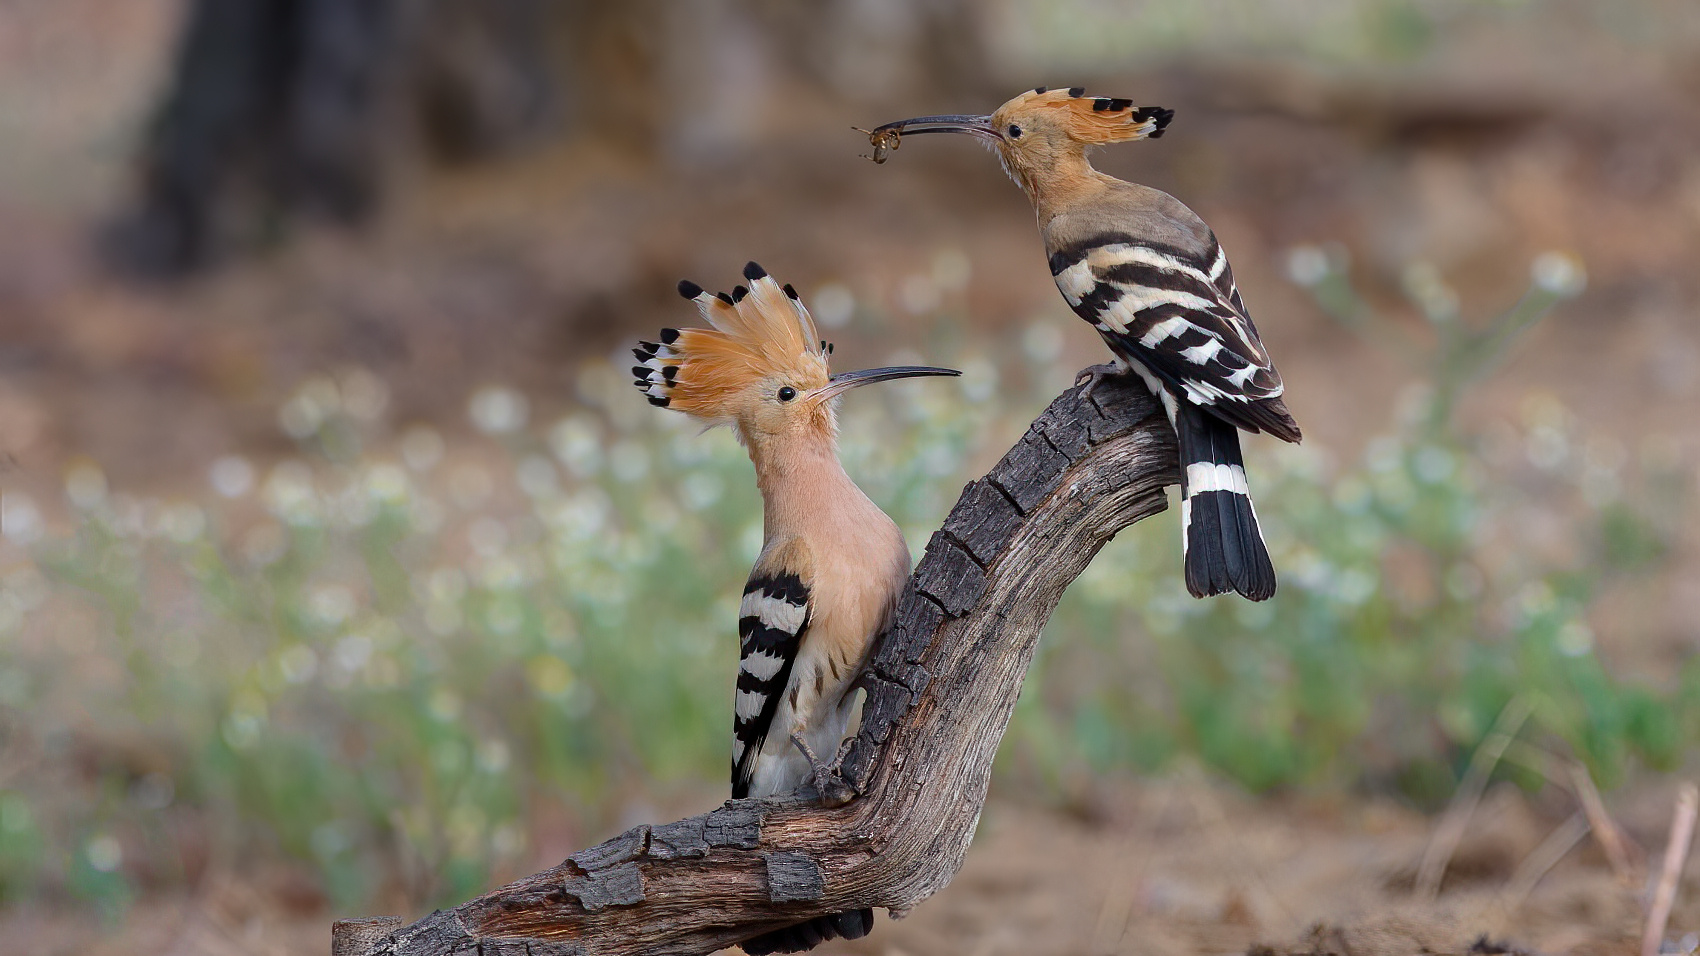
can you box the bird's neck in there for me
[1026,150,1116,226]
[745,431,872,540]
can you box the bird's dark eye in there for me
[777,386,797,402]
[1007,124,1022,139]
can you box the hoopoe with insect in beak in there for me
[867,87,1302,601]
[634,262,958,954]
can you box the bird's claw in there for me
[791,732,856,808]
[1073,362,1127,394]
[832,735,857,766]
[812,769,856,808]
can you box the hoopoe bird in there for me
[634,262,958,954]
[868,87,1301,601]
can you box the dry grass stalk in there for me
[1500,810,1590,912]
[1641,782,1698,956]
[1414,696,1534,901]
[1567,760,1641,888]
[1495,741,1644,890]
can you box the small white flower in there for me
[334,634,373,672]
[1332,568,1377,606]
[811,283,855,329]
[516,455,558,499]
[1412,446,1455,484]
[899,274,940,315]
[159,503,206,543]
[470,387,528,434]
[262,461,317,517]
[549,416,603,477]
[1556,620,1594,657]
[1530,251,1586,297]
[338,368,389,422]
[364,463,410,504]
[1400,261,1459,323]
[85,835,122,872]
[279,377,339,438]
[477,739,511,774]
[209,456,255,498]
[492,823,525,857]
[278,644,318,684]
[223,712,263,750]
[932,247,972,292]
[1022,321,1063,364]
[308,584,356,627]
[1284,245,1330,287]
[679,472,723,511]
[64,460,107,511]
[959,358,998,403]
[1526,426,1567,470]
[1,493,42,544]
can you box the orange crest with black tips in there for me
[993,87,1174,146]
[633,262,829,425]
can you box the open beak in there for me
[860,114,999,161]
[813,366,960,403]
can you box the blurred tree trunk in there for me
[103,0,995,278]
[103,0,566,277]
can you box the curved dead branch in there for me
[336,370,1176,956]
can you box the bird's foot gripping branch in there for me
[333,372,1177,956]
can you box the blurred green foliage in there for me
[0,251,1695,918]
[0,343,1001,915]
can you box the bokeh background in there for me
[2,1,1699,953]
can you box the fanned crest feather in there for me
[632,263,827,419]
[994,87,1174,145]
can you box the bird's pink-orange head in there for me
[634,262,956,444]
[866,87,1173,196]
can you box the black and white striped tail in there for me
[733,572,811,799]
[739,909,875,955]
[1175,406,1275,601]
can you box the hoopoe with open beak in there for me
[866,88,1302,601]
[634,262,958,954]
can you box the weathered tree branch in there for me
[336,371,1176,955]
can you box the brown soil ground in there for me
[9,776,1697,955]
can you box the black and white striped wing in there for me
[731,571,812,799]
[1050,232,1298,440]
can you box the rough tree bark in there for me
[334,370,1177,955]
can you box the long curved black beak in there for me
[874,114,997,142]
[873,114,997,138]
[859,114,999,162]
[814,366,960,403]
